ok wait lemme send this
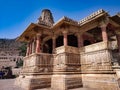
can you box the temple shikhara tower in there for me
[16,9,120,90]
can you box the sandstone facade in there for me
[15,9,120,90]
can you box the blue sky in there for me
[0,0,120,39]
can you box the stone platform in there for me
[0,79,97,90]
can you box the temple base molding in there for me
[15,74,51,90]
[82,73,119,90]
[51,74,82,90]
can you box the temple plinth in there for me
[15,9,120,90]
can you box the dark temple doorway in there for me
[83,40,91,46]
[56,36,63,47]
[43,39,52,54]
[68,35,78,47]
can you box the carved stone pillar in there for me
[76,33,83,48]
[63,31,68,46]
[29,42,32,54]
[100,23,108,41]
[26,43,30,56]
[52,36,56,53]
[36,34,41,53]
[32,37,36,53]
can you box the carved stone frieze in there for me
[80,46,112,71]
[56,46,79,54]
[79,41,109,54]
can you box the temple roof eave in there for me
[17,23,35,42]
[17,23,51,42]
[51,16,79,29]
[110,15,120,26]
[51,10,109,30]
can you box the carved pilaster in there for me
[36,33,42,53]
[32,37,36,53]
[75,33,83,48]
[52,36,56,53]
[99,21,108,42]
[26,43,30,56]
[62,30,68,46]
[29,42,32,54]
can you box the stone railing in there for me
[80,41,112,72]
[54,46,81,72]
[80,41,109,54]
[66,53,81,71]
[22,53,53,73]
[53,53,81,72]
[56,46,79,54]
[36,53,53,72]
[66,53,80,65]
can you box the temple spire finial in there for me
[38,9,54,26]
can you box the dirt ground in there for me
[0,79,23,90]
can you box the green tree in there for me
[19,42,27,56]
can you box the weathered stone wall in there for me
[51,46,82,90]
[82,74,119,90]
[80,42,112,71]
[22,53,53,73]
[16,53,53,90]
[15,75,51,90]
[16,42,120,90]
[80,41,119,90]
[51,74,82,90]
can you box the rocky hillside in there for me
[0,38,26,56]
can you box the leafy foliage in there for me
[18,42,27,56]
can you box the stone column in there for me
[26,43,30,56]
[31,41,33,54]
[52,36,56,53]
[29,42,32,54]
[100,24,108,41]
[32,37,36,53]
[36,34,41,53]
[63,31,68,46]
[77,33,83,48]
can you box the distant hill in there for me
[0,38,26,56]
[0,38,26,68]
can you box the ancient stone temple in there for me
[15,9,120,90]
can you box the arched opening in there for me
[68,34,78,47]
[84,40,91,46]
[56,36,63,47]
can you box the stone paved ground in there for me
[0,79,97,90]
[0,79,23,90]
